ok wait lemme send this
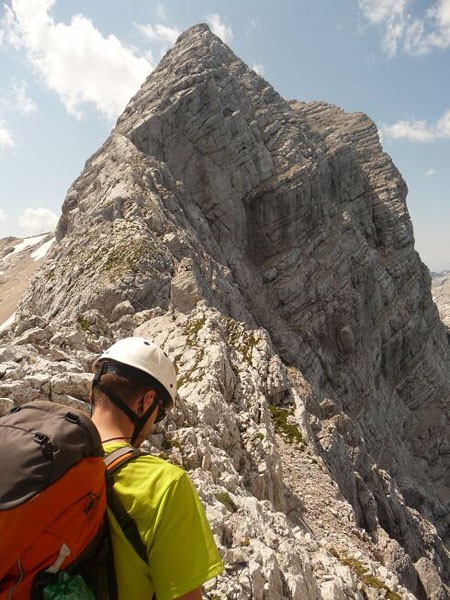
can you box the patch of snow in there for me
[31,237,55,261]
[0,312,15,333]
[9,234,47,257]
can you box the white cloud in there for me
[18,207,58,234]
[402,19,430,55]
[10,79,37,114]
[431,0,450,25]
[358,0,408,24]
[155,3,167,21]
[0,209,6,222]
[358,0,450,55]
[382,15,405,55]
[2,0,152,120]
[0,80,35,150]
[207,13,233,44]
[250,17,261,29]
[428,0,450,48]
[437,109,450,136]
[0,122,14,149]
[382,119,436,142]
[425,169,437,176]
[252,64,265,76]
[382,109,450,141]
[358,0,409,56]
[0,4,22,48]
[136,23,179,46]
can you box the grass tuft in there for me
[215,492,238,513]
[269,404,305,445]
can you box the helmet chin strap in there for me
[92,364,159,446]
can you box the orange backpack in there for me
[0,401,107,599]
[0,401,147,600]
[0,401,146,599]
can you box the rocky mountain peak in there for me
[1,24,449,599]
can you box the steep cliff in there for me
[1,24,449,599]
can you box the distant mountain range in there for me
[431,270,450,328]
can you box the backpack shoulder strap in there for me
[104,446,143,472]
[104,447,148,564]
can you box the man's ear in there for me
[144,389,156,408]
[88,391,95,416]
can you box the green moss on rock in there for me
[78,316,91,332]
[329,549,401,600]
[223,318,259,365]
[215,492,238,513]
[269,404,305,445]
[183,319,205,346]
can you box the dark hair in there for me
[93,361,173,409]
[92,373,147,405]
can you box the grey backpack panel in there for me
[0,400,103,510]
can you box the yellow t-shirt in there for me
[104,442,223,600]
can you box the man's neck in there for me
[91,409,133,443]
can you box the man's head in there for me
[91,337,177,445]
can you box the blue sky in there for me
[0,0,449,271]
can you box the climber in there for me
[90,336,223,599]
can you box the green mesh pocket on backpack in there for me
[42,572,96,600]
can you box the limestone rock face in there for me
[2,23,449,598]
[0,306,419,600]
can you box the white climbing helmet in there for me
[94,337,177,406]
